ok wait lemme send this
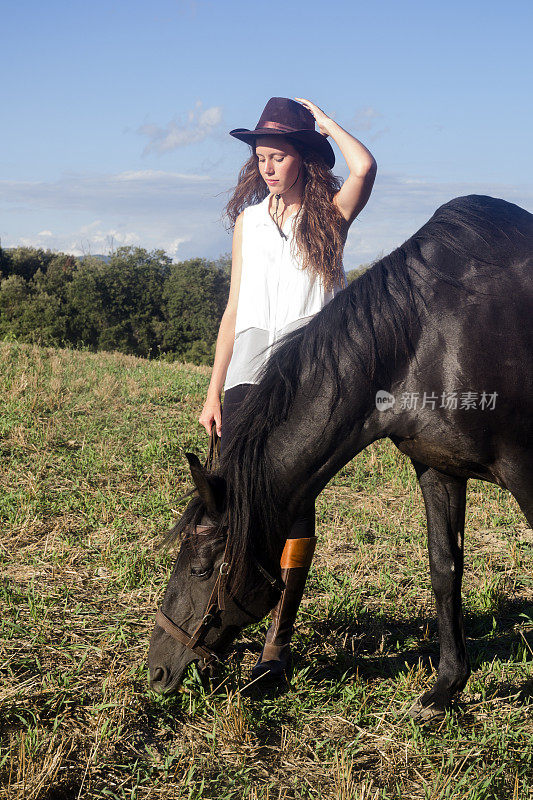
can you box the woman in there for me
[199,96,376,683]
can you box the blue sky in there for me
[1,0,531,269]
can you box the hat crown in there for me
[229,97,335,168]
[256,97,315,133]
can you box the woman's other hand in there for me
[199,394,222,437]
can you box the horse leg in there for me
[409,460,470,721]
[504,470,533,530]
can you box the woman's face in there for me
[255,136,302,194]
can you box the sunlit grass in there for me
[0,341,531,799]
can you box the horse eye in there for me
[190,566,212,579]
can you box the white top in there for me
[224,194,347,391]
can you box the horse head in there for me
[148,454,281,694]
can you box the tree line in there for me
[0,245,368,365]
[0,246,232,364]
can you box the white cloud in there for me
[114,169,209,183]
[0,169,218,215]
[78,220,103,233]
[1,167,531,267]
[0,168,228,260]
[199,106,221,127]
[138,101,223,155]
[66,225,141,257]
[353,106,383,131]
[350,106,390,142]
[12,224,142,257]
[342,172,533,267]
[166,236,191,256]
[64,228,194,259]
[177,0,199,16]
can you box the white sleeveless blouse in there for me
[224,194,347,391]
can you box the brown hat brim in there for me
[230,127,335,169]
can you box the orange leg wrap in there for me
[280,536,317,570]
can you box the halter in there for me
[155,525,283,667]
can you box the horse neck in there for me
[264,267,431,515]
[264,364,400,520]
[223,255,431,571]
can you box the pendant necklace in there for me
[271,164,301,240]
[273,194,288,240]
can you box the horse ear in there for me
[185,452,220,514]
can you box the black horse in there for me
[148,195,533,720]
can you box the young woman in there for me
[199,96,376,683]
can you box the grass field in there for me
[0,341,531,799]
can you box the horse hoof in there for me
[409,696,446,723]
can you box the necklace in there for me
[271,195,300,240]
[269,164,302,240]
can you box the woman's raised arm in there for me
[295,97,377,225]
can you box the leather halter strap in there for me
[155,609,219,663]
[155,525,283,666]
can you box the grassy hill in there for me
[0,341,531,799]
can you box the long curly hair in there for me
[224,140,347,292]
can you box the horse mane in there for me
[176,195,533,591]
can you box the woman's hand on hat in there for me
[294,98,332,137]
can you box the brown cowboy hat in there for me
[230,97,335,168]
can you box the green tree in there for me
[0,274,31,337]
[161,258,229,363]
[0,243,12,278]
[68,247,172,356]
[0,272,66,345]
[211,252,232,276]
[0,244,232,363]
[5,247,55,281]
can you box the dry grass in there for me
[0,341,531,799]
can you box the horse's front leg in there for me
[410,461,470,721]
